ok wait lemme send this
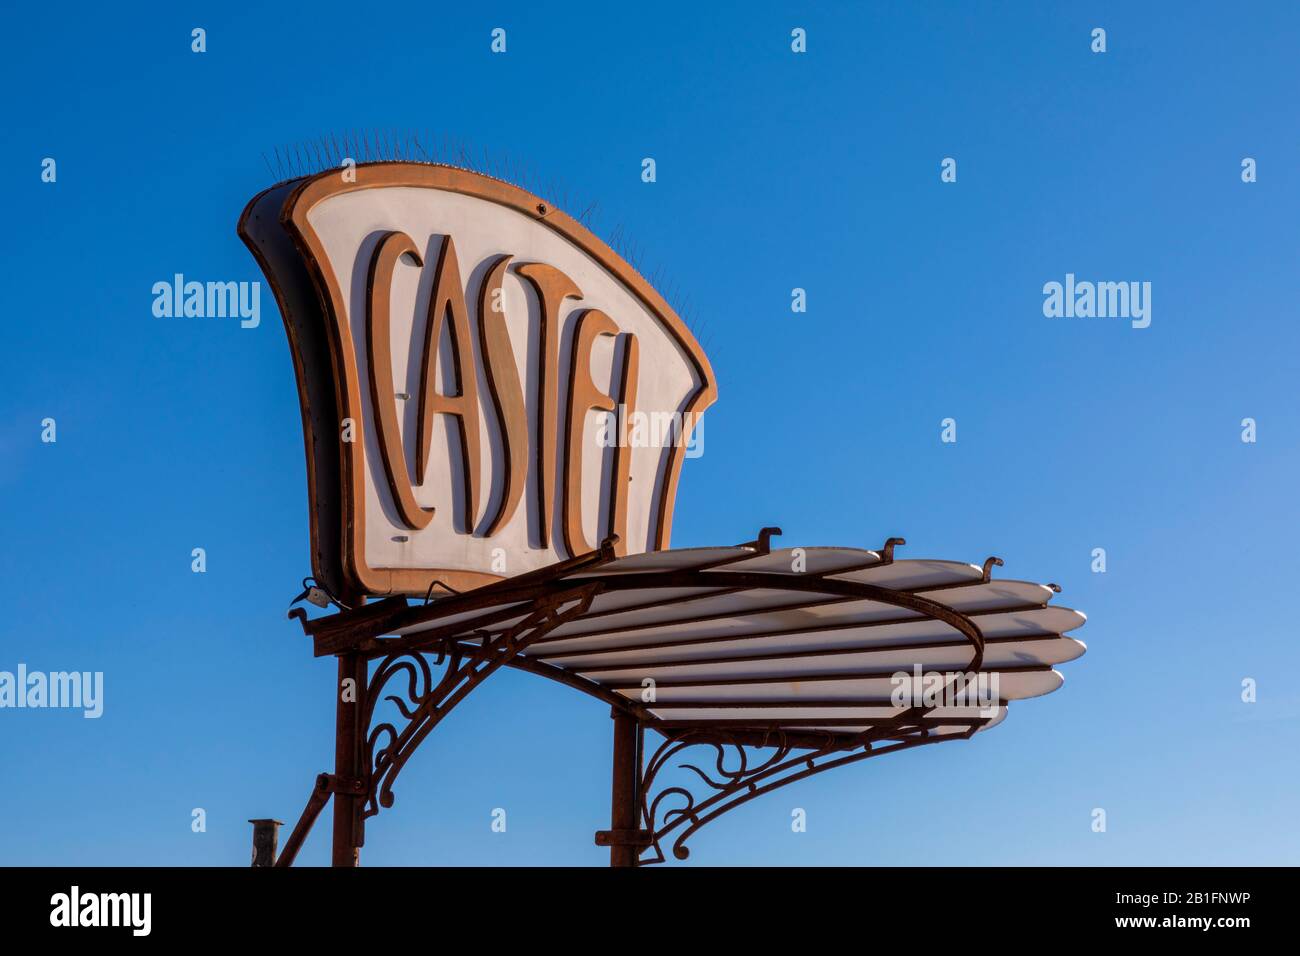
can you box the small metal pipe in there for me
[248,818,284,867]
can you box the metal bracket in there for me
[739,526,782,553]
[594,828,653,848]
[631,722,974,865]
[268,574,606,866]
[321,774,367,796]
[357,583,603,838]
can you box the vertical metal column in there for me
[331,651,365,866]
[248,818,283,867]
[608,709,640,867]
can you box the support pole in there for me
[331,651,365,866]
[274,774,332,868]
[608,709,639,867]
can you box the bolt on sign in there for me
[240,163,716,597]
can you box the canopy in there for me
[302,539,1086,751]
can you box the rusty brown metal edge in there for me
[302,538,624,655]
[237,183,340,595]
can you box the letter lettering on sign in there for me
[609,333,639,555]
[417,237,482,531]
[366,232,432,530]
[239,163,717,596]
[564,309,619,556]
[516,262,583,548]
[475,254,527,536]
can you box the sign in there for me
[239,163,716,596]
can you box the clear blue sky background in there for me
[2,1,1297,866]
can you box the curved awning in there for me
[303,538,1086,752]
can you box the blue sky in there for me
[2,1,1297,865]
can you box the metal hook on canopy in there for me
[598,534,621,561]
[881,537,906,563]
[739,527,782,553]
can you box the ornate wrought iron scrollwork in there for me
[358,584,600,831]
[635,721,969,865]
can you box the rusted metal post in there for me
[331,652,365,866]
[248,818,283,867]
[608,709,639,867]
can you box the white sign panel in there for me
[240,163,716,596]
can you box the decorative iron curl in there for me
[358,584,601,828]
[679,734,796,791]
[364,648,462,818]
[635,719,980,865]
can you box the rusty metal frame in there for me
[272,539,622,865]
[359,583,600,833]
[269,532,1001,866]
[619,721,980,865]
